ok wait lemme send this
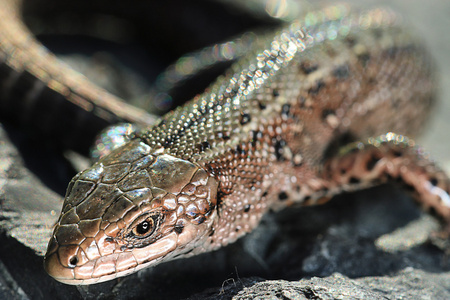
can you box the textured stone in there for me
[204,270,450,300]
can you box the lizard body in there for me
[36,4,450,285]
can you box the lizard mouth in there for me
[44,232,178,285]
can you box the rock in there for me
[0,125,62,255]
[195,269,450,299]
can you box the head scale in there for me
[44,139,218,284]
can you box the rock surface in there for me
[0,0,449,299]
[188,269,450,300]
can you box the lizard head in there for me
[44,139,219,285]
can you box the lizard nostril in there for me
[68,256,78,268]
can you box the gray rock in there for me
[0,125,61,256]
[201,269,450,300]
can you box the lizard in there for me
[2,1,447,285]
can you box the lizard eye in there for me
[129,213,161,239]
[134,219,154,236]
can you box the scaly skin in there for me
[41,5,450,285]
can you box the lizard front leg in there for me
[320,133,450,232]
